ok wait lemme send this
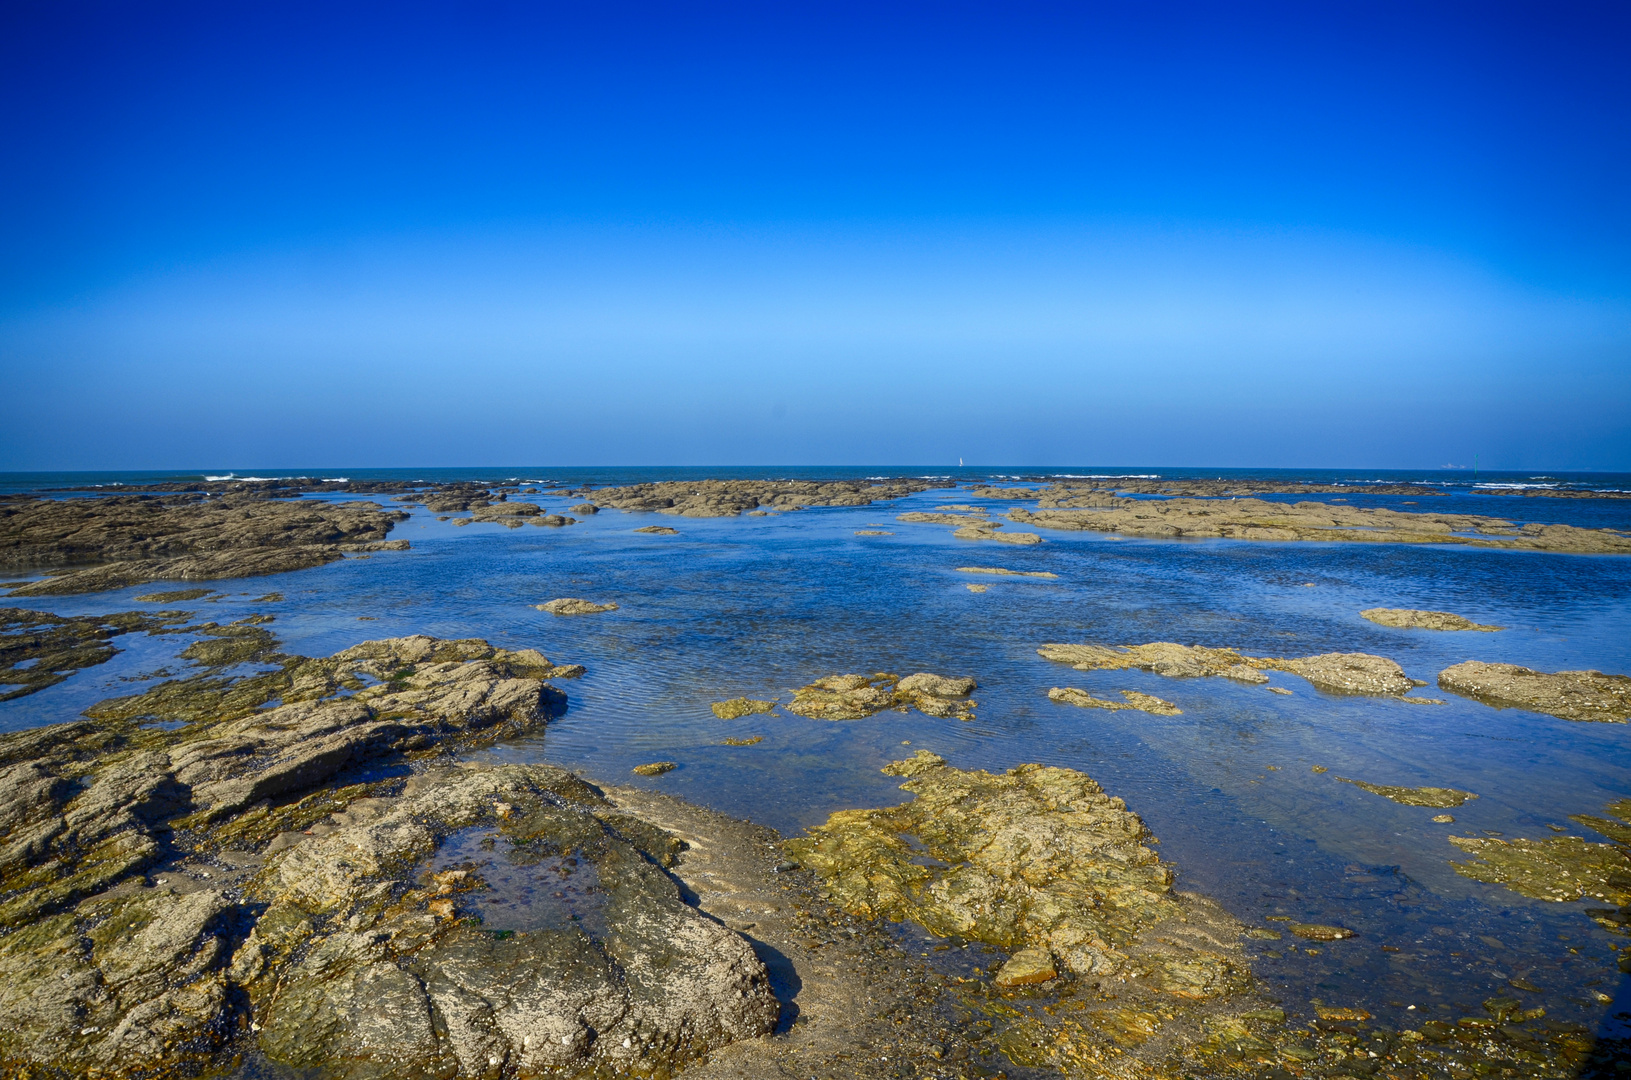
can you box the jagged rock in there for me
[1361,608,1502,631]
[0,632,778,1079]
[1439,661,1631,722]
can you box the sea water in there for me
[4,467,1630,1049]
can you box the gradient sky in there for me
[2,1,1628,470]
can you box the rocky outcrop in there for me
[953,524,1042,544]
[788,672,977,721]
[1361,608,1502,631]
[1006,499,1631,554]
[1038,641,1426,696]
[536,598,618,616]
[0,632,780,1079]
[577,478,951,518]
[1,494,410,595]
[1439,661,1631,722]
[633,526,679,535]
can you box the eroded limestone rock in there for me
[1361,607,1502,631]
[0,632,779,1079]
[787,672,977,721]
[1439,660,1631,722]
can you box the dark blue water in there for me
[4,468,1630,1041]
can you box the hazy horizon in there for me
[3,3,1628,470]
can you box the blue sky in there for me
[2,1,1628,470]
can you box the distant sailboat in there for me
[959,457,964,466]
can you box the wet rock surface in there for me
[956,566,1058,578]
[633,525,680,535]
[787,672,977,721]
[1,494,409,595]
[1335,777,1478,808]
[1048,686,1183,715]
[1451,800,1631,906]
[536,598,619,616]
[0,630,783,1079]
[1004,497,1631,553]
[1361,607,1503,631]
[1,607,195,701]
[1039,640,1425,696]
[1439,660,1631,722]
[710,697,777,720]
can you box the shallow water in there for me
[4,466,1631,1050]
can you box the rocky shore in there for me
[1005,498,1631,554]
[564,478,954,517]
[1,494,408,596]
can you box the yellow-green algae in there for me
[1451,799,1631,904]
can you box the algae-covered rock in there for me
[722,736,763,746]
[711,697,778,720]
[633,761,677,776]
[953,524,1042,544]
[1439,660,1631,722]
[0,630,777,1079]
[1048,686,1182,716]
[786,752,1246,995]
[787,671,978,721]
[1,493,409,595]
[1336,777,1478,807]
[1451,800,1631,904]
[537,597,618,615]
[1039,640,1422,696]
[633,525,679,535]
[134,588,217,602]
[1362,607,1502,631]
[1,607,192,701]
[1288,923,1355,941]
[993,948,1058,987]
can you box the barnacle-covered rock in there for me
[1439,660,1631,722]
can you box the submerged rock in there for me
[787,671,978,721]
[1451,799,1631,904]
[956,566,1059,578]
[536,598,618,616]
[633,525,679,535]
[1,606,193,701]
[854,529,892,536]
[1361,607,1502,631]
[1039,640,1423,696]
[1439,660,1631,722]
[711,697,778,720]
[1288,923,1356,941]
[0,632,779,1079]
[1048,686,1182,715]
[721,736,763,746]
[134,588,217,602]
[1336,777,1478,808]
